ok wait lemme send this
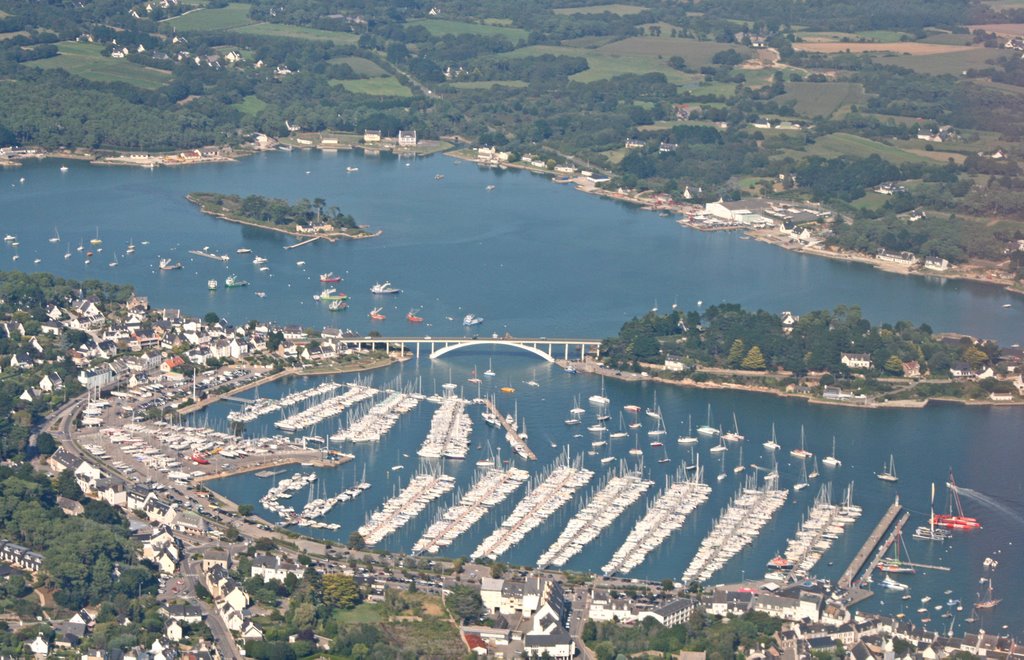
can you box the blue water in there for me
[3,151,1023,635]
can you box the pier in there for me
[188,249,230,261]
[839,496,902,590]
[284,235,334,250]
[482,398,536,460]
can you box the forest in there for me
[188,193,361,233]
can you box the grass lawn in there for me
[162,3,254,31]
[229,22,357,44]
[233,95,267,116]
[797,29,910,42]
[553,3,646,14]
[330,56,388,77]
[494,44,700,86]
[406,18,528,42]
[449,80,529,89]
[597,36,756,69]
[31,41,170,89]
[806,132,936,164]
[334,603,385,624]
[850,191,891,210]
[333,77,413,96]
[873,48,999,75]
[776,81,869,118]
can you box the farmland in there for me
[553,4,646,15]
[329,56,389,78]
[332,77,413,97]
[802,133,937,164]
[793,42,980,55]
[875,47,1000,75]
[30,41,170,90]
[405,18,528,42]
[776,82,869,118]
[161,3,254,31]
[229,23,358,45]
[596,36,757,69]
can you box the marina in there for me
[482,397,537,460]
[357,471,457,545]
[273,383,378,432]
[773,484,861,580]
[471,457,593,561]
[329,389,420,443]
[537,465,653,568]
[603,464,712,576]
[416,394,472,459]
[412,464,530,554]
[682,471,788,583]
[226,382,341,424]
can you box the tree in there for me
[348,531,366,551]
[445,584,483,623]
[884,355,904,374]
[322,574,361,609]
[741,346,767,370]
[726,338,746,366]
[35,432,56,455]
[963,345,988,369]
[237,503,254,516]
[55,469,83,500]
[203,312,220,325]
[223,525,241,542]
[582,619,597,642]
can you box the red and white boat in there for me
[406,309,424,323]
[320,272,341,283]
[932,470,981,530]
[766,555,794,570]
[191,453,209,465]
[369,307,386,320]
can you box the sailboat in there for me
[76,239,84,252]
[565,396,584,426]
[793,457,809,490]
[975,578,1001,609]
[609,412,628,439]
[483,358,496,377]
[48,227,60,243]
[821,436,842,467]
[790,425,812,458]
[526,368,540,388]
[678,414,697,444]
[722,412,744,442]
[600,440,615,464]
[808,456,820,480]
[626,405,642,429]
[933,469,981,530]
[877,530,915,574]
[63,244,71,260]
[468,366,482,384]
[763,423,780,450]
[589,376,610,406]
[645,393,661,419]
[126,238,136,254]
[658,446,670,464]
[914,483,952,541]
[628,433,643,456]
[647,410,667,438]
[90,227,102,245]
[733,445,745,473]
[696,404,718,436]
[716,455,727,481]
[876,454,898,483]
[709,433,727,454]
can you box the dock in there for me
[188,249,230,261]
[285,235,335,250]
[839,496,901,590]
[481,398,536,460]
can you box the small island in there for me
[186,192,378,240]
[600,304,1022,407]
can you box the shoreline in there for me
[562,360,1022,409]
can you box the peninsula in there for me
[186,192,377,240]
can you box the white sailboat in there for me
[696,403,718,436]
[722,412,744,442]
[589,376,610,406]
[876,454,898,482]
[733,445,745,473]
[565,396,583,426]
[709,432,727,454]
[821,436,842,467]
[628,433,643,456]
[647,410,667,437]
[610,412,629,439]
[483,358,496,377]
[678,414,698,444]
[48,227,60,244]
[808,456,820,479]
[793,456,809,490]
[645,393,661,419]
[763,422,780,450]
[716,455,727,481]
[790,425,812,458]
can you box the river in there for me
[3,150,1023,635]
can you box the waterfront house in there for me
[902,361,921,378]
[923,256,950,272]
[397,130,417,147]
[250,554,303,582]
[481,577,525,615]
[876,250,917,266]
[663,354,687,372]
[949,362,976,379]
[363,129,382,144]
[841,353,873,370]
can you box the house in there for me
[841,353,872,370]
[363,129,382,144]
[250,554,303,582]
[950,362,976,379]
[223,582,250,612]
[480,577,524,615]
[242,621,264,640]
[166,619,184,642]
[161,603,204,624]
[645,598,698,627]
[219,602,245,631]
[0,540,44,572]
[902,361,921,378]
[397,130,417,147]
[663,354,686,372]
[48,447,83,474]
[57,496,85,517]
[923,256,950,272]
[624,138,644,149]
[29,634,49,656]
[39,372,64,392]
[659,141,679,153]
[876,250,917,266]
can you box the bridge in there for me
[352,336,602,363]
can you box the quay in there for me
[481,398,536,460]
[194,453,354,484]
[839,496,901,591]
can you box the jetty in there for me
[329,390,420,443]
[228,382,341,424]
[412,464,529,554]
[603,464,711,576]
[775,484,861,580]
[537,465,653,568]
[482,398,536,460]
[471,455,592,561]
[417,394,472,459]
[839,496,902,590]
[274,383,377,432]
[358,471,456,545]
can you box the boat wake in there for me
[952,485,1024,526]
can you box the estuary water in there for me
[3,150,1023,635]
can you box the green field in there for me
[229,22,357,44]
[553,3,646,15]
[233,95,267,116]
[797,30,910,43]
[31,42,170,89]
[333,603,385,624]
[495,44,701,86]
[330,56,389,77]
[805,132,936,164]
[597,37,757,70]
[406,18,528,42]
[850,191,891,210]
[874,48,997,75]
[162,3,254,31]
[777,81,869,118]
[333,77,413,96]
[0,30,28,41]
